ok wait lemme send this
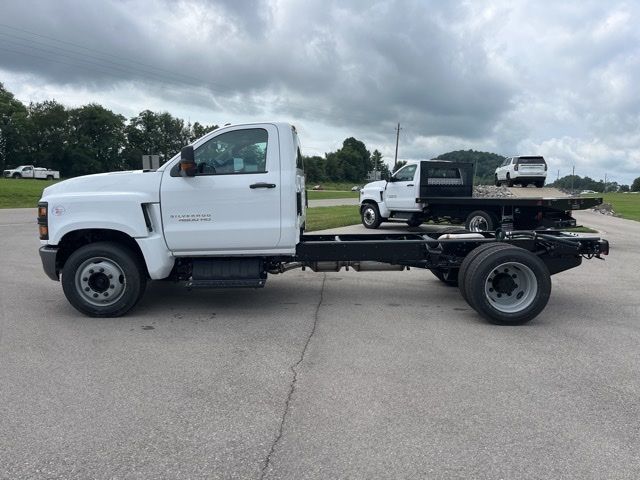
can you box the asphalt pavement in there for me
[1,208,639,479]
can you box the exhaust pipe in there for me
[307,261,404,272]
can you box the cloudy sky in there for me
[1,0,639,184]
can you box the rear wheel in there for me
[61,241,146,317]
[535,180,544,188]
[465,210,498,232]
[458,243,512,303]
[361,203,382,229]
[506,173,513,187]
[47,175,54,180]
[463,246,551,325]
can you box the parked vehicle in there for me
[359,160,601,231]
[3,165,60,180]
[351,185,361,191]
[495,156,547,187]
[580,190,597,195]
[37,123,609,325]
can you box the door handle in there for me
[250,182,276,189]
[406,184,414,187]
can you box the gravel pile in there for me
[592,203,616,216]
[473,185,515,198]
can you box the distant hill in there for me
[436,150,505,185]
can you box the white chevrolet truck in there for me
[38,122,609,325]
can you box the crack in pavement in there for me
[259,273,327,480]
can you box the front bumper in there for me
[39,246,59,281]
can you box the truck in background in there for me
[359,160,602,231]
[3,165,60,179]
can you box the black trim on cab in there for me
[39,246,59,281]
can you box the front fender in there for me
[44,193,151,245]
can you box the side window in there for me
[194,128,268,175]
[511,158,517,165]
[394,164,417,182]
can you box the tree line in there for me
[1,83,217,177]
[3,82,637,188]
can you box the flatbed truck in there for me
[37,123,609,325]
[359,160,602,231]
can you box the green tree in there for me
[631,177,640,192]
[619,184,630,192]
[190,121,218,141]
[28,100,70,173]
[371,149,390,180]
[436,149,505,185]
[0,83,29,171]
[67,104,126,176]
[303,155,325,182]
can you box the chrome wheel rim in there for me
[468,215,489,232]
[363,207,376,226]
[484,261,537,313]
[75,257,126,307]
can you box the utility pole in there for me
[604,173,607,193]
[557,169,560,181]
[571,165,575,194]
[394,123,401,171]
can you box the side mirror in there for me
[179,146,197,177]
[389,176,397,182]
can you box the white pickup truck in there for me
[38,122,609,325]
[4,165,60,179]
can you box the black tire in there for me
[12,173,21,179]
[407,216,422,227]
[535,181,544,188]
[61,241,147,317]
[494,175,500,186]
[463,246,551,325]
[465,210,498,232]
[46,175,54,180]
[361,203,382,229]
[458,243,512,304]
[506,173,513,187]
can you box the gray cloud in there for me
[0,0,639,183]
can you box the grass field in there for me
[601,193,640,222]
[0,178,58,208]
[306,190,359,200]
[305,205,361,231]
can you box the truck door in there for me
[385,164,419,209]
[21,166,34,178]
[160,124,281,253]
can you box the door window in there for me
[393,164,416,182]
[194,128,268,175]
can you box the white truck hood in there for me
[362,180,388,191]
[42,170,162,202]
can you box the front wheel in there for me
[506,174,513,187]
[61,241,146,317]
[12,173,21,179]
[361,203,382,229]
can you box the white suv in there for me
[495,156,547,188]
